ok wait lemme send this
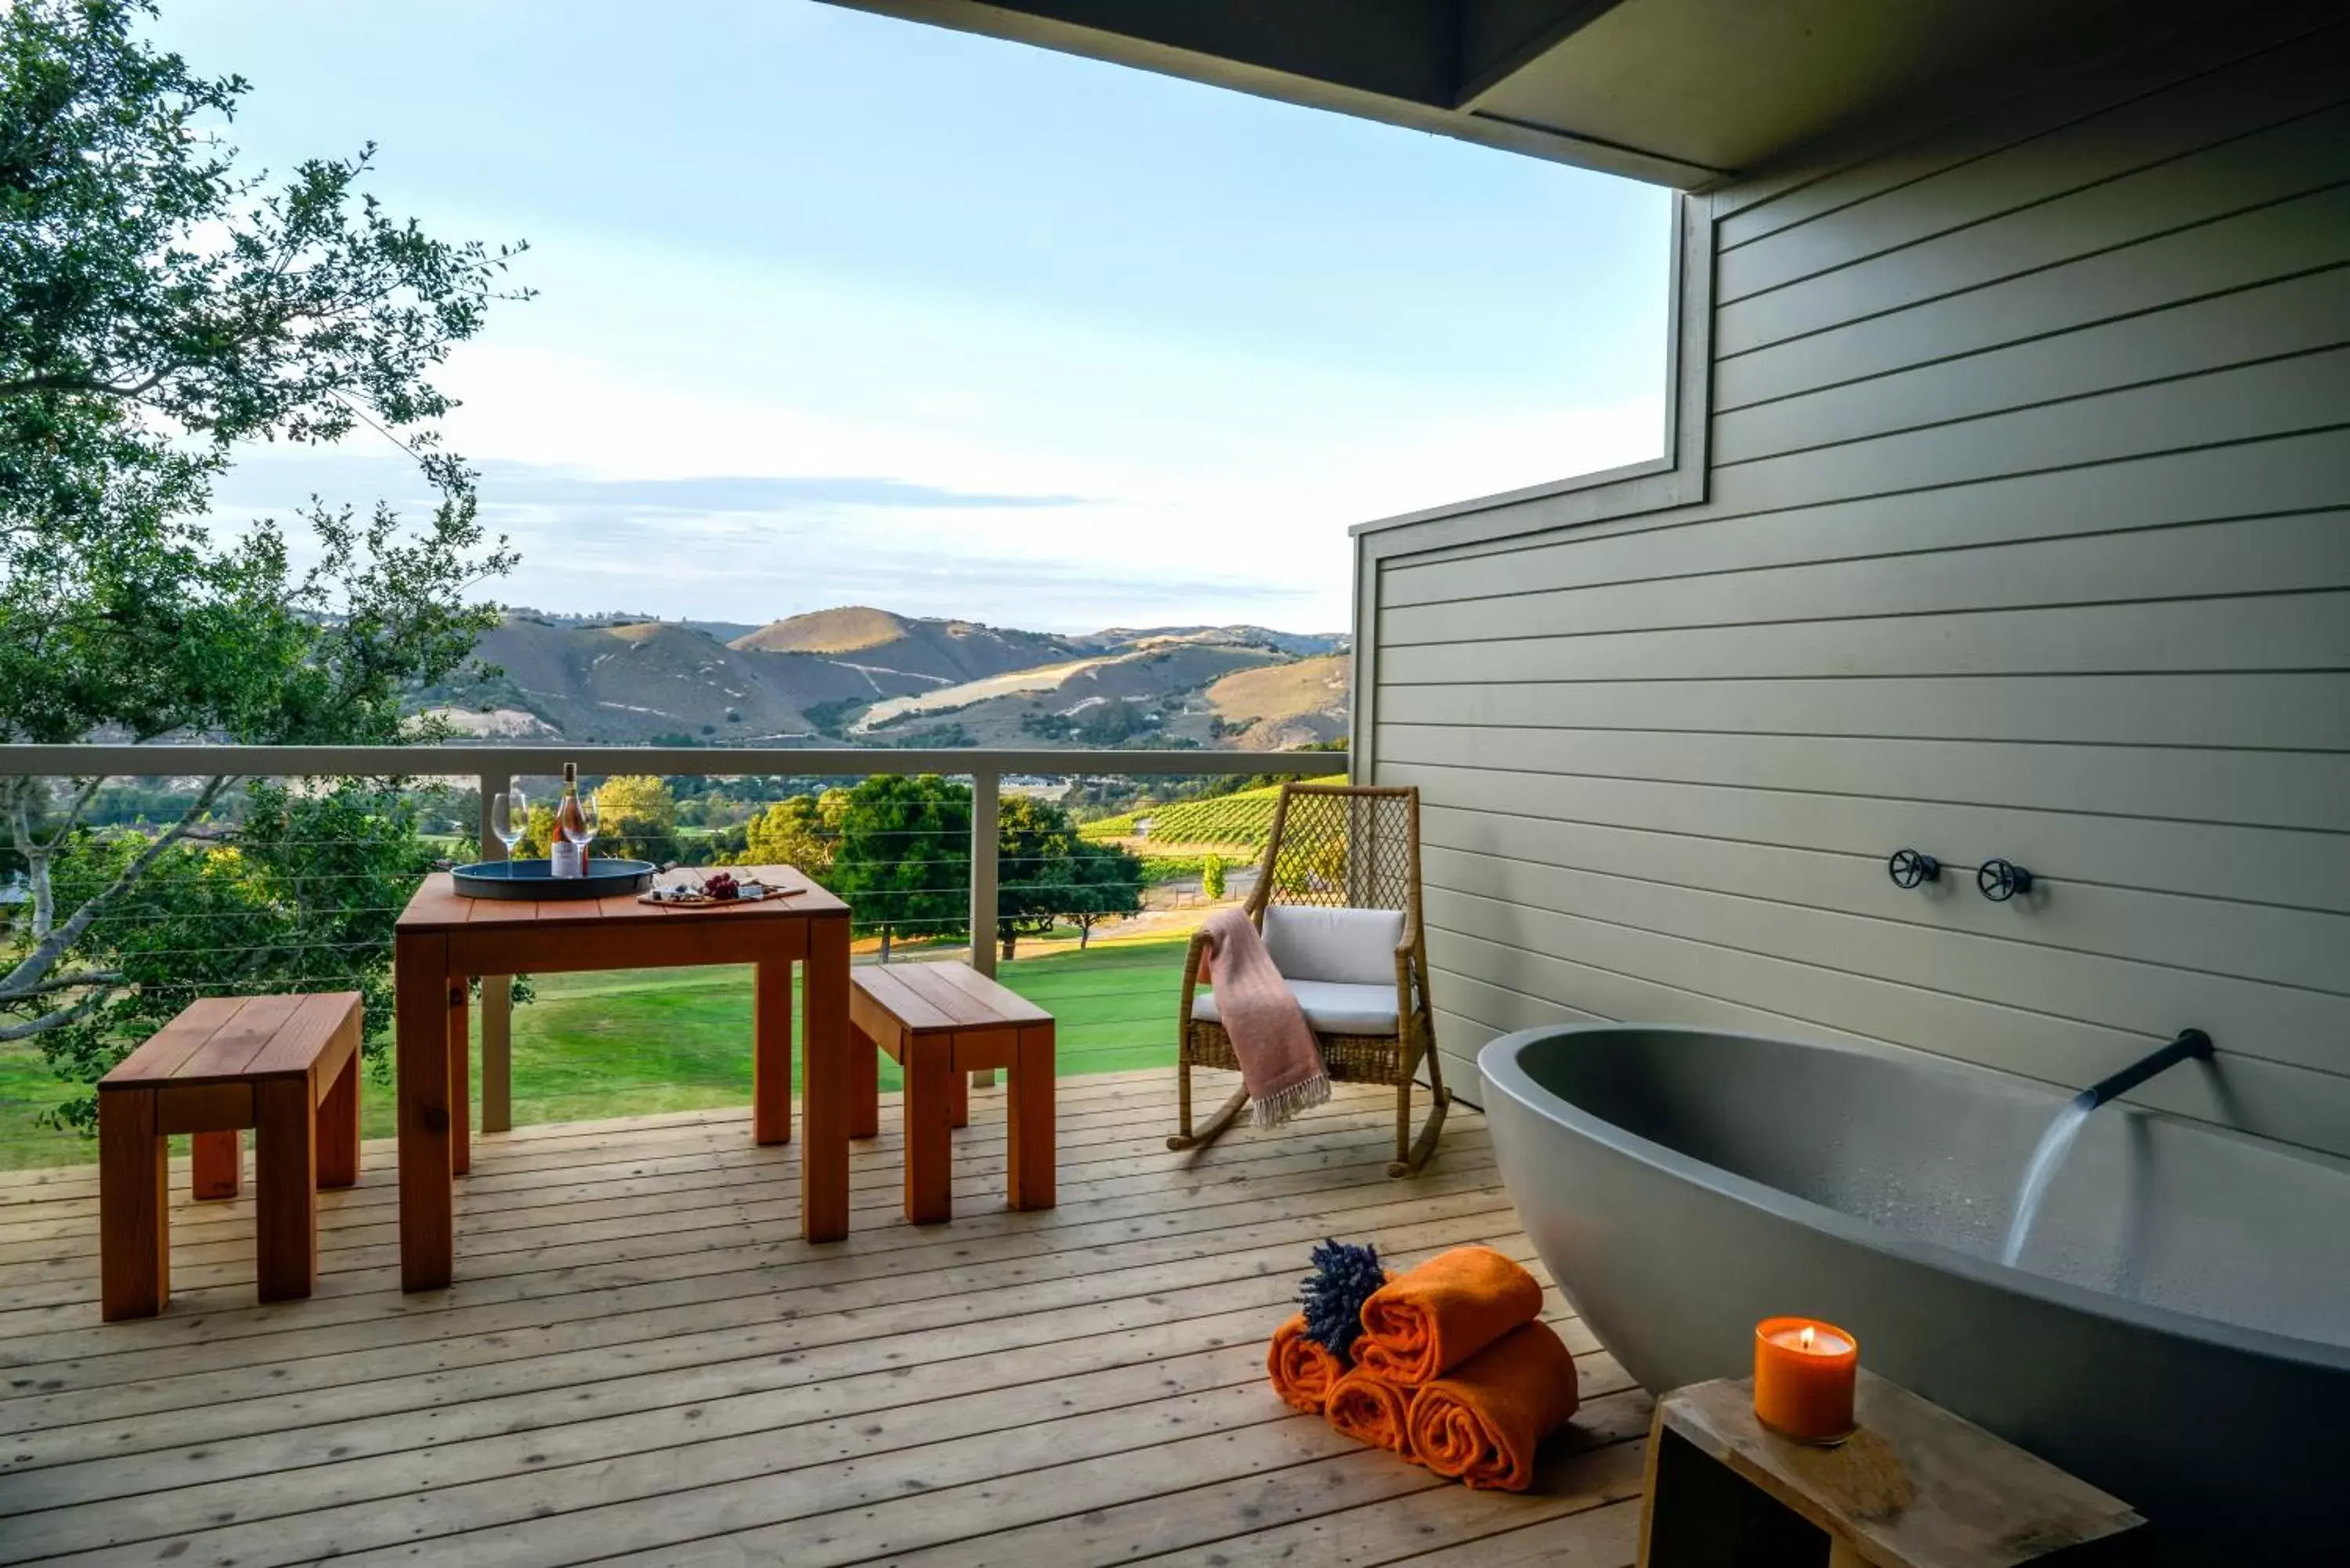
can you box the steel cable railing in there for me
[0,744,1342,1162]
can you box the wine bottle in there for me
[552,763,588,878]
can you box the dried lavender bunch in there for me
[1296,1237,1383,1359]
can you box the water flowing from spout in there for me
[2001,1091,2095,1267]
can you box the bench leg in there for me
[317,1046,361,1190]
[192,1130,242,1201]
[99,1089,168,1321]
[904,1042,955,1225]
[1008,1023,1055,1212]
[848,1019,880,1140]
[947,1058,969,1129]
[255,1078,318,1302]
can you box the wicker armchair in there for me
[1169,782,1448,1176]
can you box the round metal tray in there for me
[451,858,656,900]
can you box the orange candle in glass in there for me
[1753,1316,1859,1443]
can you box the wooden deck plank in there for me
[0,1075,1645,1568]
[0,1170,1513,1457]
[1123,1436,1647,1566]
[0,1087,1321,1269]
[0,1068,1165,1212]
[0,1182,1526,1447]
[880,1386,1651,1568]
[0,1123,1491,1376]
[0,1104,1481,1338]
[0,1117,1473,1310]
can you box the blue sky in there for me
[153,2,1671,633]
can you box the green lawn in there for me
[0,936,1188,1169]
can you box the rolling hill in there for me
[421,607,1350,748]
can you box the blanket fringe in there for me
[1252,1071,1331,1129]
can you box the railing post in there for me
[475,771,513,1135]
[968,767,999,1087]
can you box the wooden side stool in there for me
[98,992,363,1321]
[848,963,1054,1224]
[1640,1372,2145,1568]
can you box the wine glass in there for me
[566,791,600,858]
[490,789,527,861]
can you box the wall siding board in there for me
[1379,592,2350,685]
[1383,762,2350,919]
[1379,725,2350,834]
[1365,13,2350,1156]
[1415,807,2350,996]
[1381,510,2350,649]
[1376,674,2350,753]
[1714,101,2350,356]
[1710,4,2340,245]
[1716,184,2350,412]
[1382,428,2350,607]
[1419,851,2350,1075]
[1706,349,2350,515]
[1716,29,2350,302]
[1713,267,2350,464]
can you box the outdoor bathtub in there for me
[1478,1024,2348,1563]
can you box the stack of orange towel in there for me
[1266,1244,1579,1491]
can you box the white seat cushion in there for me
[1260,905,1405,986]
[1195,979,1400,1036]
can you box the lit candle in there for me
[1753,1316,1859,1443]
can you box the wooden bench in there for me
[848,963,1054,1224]
[98,993,363,1321]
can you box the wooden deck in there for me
[0,1070,1649,1566]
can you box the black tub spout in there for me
[2082,1028,2214,1110]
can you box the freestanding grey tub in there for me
[1479,1024,2348,1563]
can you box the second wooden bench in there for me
[848,963,1054,1224]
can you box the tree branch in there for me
[0,775,236,1005]
[0,989,114,1043]
[0,366,178,402]
[5,968,123,998]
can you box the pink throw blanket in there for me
[1200,908,1329,1126]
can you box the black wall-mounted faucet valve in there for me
[1887,848,1941,889]
[1978,858,2035,902]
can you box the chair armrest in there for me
[1180,930,1210,996]
[1394,914,1426,1013]
[1179,930,1209,1029]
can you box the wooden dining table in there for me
[391,863,852,1292]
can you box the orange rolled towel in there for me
[1354,1245,1543,1385]
[1267,1313,1346,1413]
[1406,1319,1581,1491]
[1325,1366,1418,1459]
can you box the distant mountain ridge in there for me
[420,605,1349,748]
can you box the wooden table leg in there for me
[99,1089,168,1321]
[255,1077,317,1302]
[848,1019,880,1140]
[904,1040,954,1225]
[191,1130,242,1201]
[801,917,851,1241]
[754,956,793,1146]
[947,1060,969,1129]
[1009,1022,1056,1212]
[396,931,455,1292]
[316,1046,361,1190]
[450,978,471,1177]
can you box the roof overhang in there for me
[812,0,2145,188]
